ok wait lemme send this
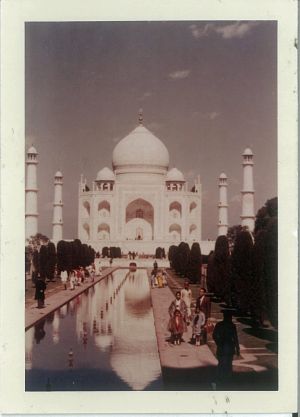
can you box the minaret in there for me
[241,148,255,231]
[25,146,38,240]
[138,108,143,125]
[218,173,228,236]
[52,171,63,241]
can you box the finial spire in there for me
[138,108,143,125]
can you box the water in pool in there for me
[25,269,163,391]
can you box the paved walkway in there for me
[150,283,217,367]
[165,268,278,390]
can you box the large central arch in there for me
[125,198,154,240]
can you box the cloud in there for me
[208,111,219,120]
[196,111,220,121]
[168,69,191,80]
[189,22,259,40]
[139,91,152,101]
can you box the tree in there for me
[264,217,278,328]
[39,244,48,280]
[227,225,244,252]
[251,229,268,324]
[253,196,278,327]
[206,251,215,293]
[155,247,164,259]
[57,240,68,272]
[71,239,82,269]
[254,197,278,236]
[102,247,109,258]
[177,242,190,277]
[168,245,177,268]
[169,245,179,272]
[213,235,231,303]
[187,242,202,284]
[46,241,57,281]
[231,230,254,313]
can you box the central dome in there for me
[112,125,169,171]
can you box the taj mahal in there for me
[25,112,255,255]
[78,113,205,254]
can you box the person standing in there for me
[213,310,240,387]
[181,280,192,320]
[168,291,188,340]
[168,310,185,345]
[191,307,206,346]
[35,276,46,308]
[196,287,211,343]
[61,270,68,290]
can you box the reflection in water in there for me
[25,269,162,391]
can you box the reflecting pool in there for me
[25,269,163,391]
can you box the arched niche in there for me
[190,201,197,215]
[98,200,110,218]
[82,201,90,217]
[98,223,110,240]
[169,201,182,219]
[190,224,197,239]
[169,223,181,241]
[82,222,90,240]
[125,199,154,240]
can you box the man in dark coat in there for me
[196,287,211,343]
[213,310,240,387]
[35,277,46,308]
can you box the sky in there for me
[25,20,277,240]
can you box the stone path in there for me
[165,268,278,390]
[150,284,217,369]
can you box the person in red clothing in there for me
[168,310,185,345]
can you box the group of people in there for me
[61,264,100,290]
[168,282,211,346]
[167,280,240,384]
[35,264,100,308]
[150,269,168,288]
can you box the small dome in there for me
[219,172,227,179]
[112,125,169,170]
[166,167,185,182]
[96,167,115,181]
[243,148,253,156]
[55,171,63,178]
[27,146,37,154]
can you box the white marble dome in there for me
[55,170,63,178]
[166,167,185,182]
[112,125,169,170]
[243,147,253,156]
[96,167,115,181]
[27,146,37,154]
[219,172,227,179]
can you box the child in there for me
[168,310,185,345]
[191,307,206,346]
